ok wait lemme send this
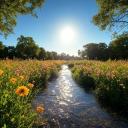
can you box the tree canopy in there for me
[0,0,44,36]
[93,0,128,32]
[109,32,128,59]
[16,35,40,59]
[78,33,128,60]
[82,42,108,60]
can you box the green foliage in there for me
[79,42,109,60]
[0,41,4,50]
[71,67,95,90]
[0,0,45,37]
[0,41,5,58]
[93,0,128,31]
[46,51,56,60]
[16,35,40,59]
[109,32,128,59]
[38,47,46,60]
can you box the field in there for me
[0,60,63,128]
[0,60,128,128]
[68,60,128,117]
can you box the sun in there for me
[59,25,76,43]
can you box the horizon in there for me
[0,0,112,56]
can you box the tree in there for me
[83,43,99,59]
[7,46,16,59]
[98,43,108,60]
[80,42,108,60]
[0,0,44,36]
[58,53,67,60]
[0,41,5,58]
[0,41,4,49]
[78,50,81,57]
[109,32,128,59]
[51,51,58,60]
[93,0,128,32]
[46,51,57,60]
[78,50,86,59]
[16,35,39,59]
[45,51,50,60]
[38,47,46,60]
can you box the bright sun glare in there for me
[59,26,76,44]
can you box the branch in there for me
[111,20,128,24]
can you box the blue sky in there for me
[0,0,112,55]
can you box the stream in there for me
[33,65,128,128]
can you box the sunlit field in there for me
[1,0,128,127]
[0,60,64,128]
[68,60,128,117]
[1,59,128,127]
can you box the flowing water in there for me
[33,65,128,128]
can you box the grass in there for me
[68,60,128,118]
[0,60,64,128]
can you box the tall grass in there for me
[68,60,128,118]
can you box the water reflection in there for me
[33,65,128,128]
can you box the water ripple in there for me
[33,65,128,128]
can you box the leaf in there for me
[2,124,6,128]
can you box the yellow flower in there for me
[19,75,24,81]
[28,83,34,88]
[0,69,4,76]
[15,86,29,96]
[10,78,17,84]
[36,105,45,113]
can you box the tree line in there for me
[0,0,128,61]
[78,32,128,60]
[0,35,79,60]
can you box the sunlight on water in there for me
[59,101,68,106]
[33,65,128,128]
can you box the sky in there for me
[0,0,113,56]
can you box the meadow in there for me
[0,60,63,128]
[68,60,128,118]
[1,60,128,128]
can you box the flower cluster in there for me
[0,60,64,128]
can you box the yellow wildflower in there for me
[19,75,24,81]
[0,69,4,76]
[28,83,34,88]
[36,105,45,113]
[10,78,17,84]
[15,86,29,96]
